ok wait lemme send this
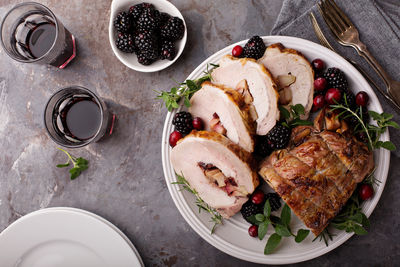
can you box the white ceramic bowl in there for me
[109,0,187,72]
[161,36,390,264]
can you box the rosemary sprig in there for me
[156,63,219,111]
[172,173,223,233]
[312,228,335,247]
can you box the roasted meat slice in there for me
[258,43,314,119]
[259,126,374,235]
[189,82,255,152]
[211,55,279,135]
[171,131,259,218]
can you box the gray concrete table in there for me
[0,0,398,266]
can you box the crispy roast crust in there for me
[259,126,374,236]
[178,130,260,189]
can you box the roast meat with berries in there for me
[171,131,259,218]
[259,124,374,236]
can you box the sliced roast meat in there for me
[211,55,279,135]
[259,126,373,235]
[189,81,255,152]
[258,43,314,119]
[171,131,259,218]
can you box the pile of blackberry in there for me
[114,2,185,65]
[241,192,281,222]
[243,35,266,60]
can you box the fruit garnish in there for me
[356,91,369,107]
[232,45,243,57]
[169,131,182,147]
[325,88,341,105]
[359,184,374,201]
[312,58,325,72]
[248,225,258,237]
[192,117,204,130]
[314,77,327,91]
[251,190,265,205]
[243,36,266,60]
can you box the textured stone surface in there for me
[0,0,399,266]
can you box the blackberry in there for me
[161,17,185,41]
[323,67,348,91]
[266,124,291,150]
[172,111,193,134]
[114,12,133,33]
[159,12,172,28]
[137,51,154,65]
[137,52,154,66]
[135,31,159,58]
[254,135,273,157]
[243,36,266,60]
[129,4,144,21]
[341,89,356,110]
[159,40,176,60]
[115,33,135,53]
[265,193,281,212]
[241,200,263,223]
[137,8,160,32]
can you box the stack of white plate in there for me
[0,207,144,267]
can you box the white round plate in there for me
[0,207,144,267]
[161,36,390,264]
[109,0,187,72]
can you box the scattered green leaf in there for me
[56,148,89,180]
[295,229,310,243]
[264,233,282,255]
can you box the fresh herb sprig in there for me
[330,101,399,151]
[156,63,218,111]
[279,104,313,128]
[56,148,89,180]
[172,173,223,233]
[247,200,310,254]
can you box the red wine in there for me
[54,95,102,141]
[28,23,56,58]
[11,13,75,67]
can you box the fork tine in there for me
[318,1,342,38]
[329,0,354,28]
[323,0,348,31]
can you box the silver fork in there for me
[309,12,400,112]
[318,0,400,108]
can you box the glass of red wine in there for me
[44,86,115,148]
[0,2,76,68]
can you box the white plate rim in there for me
[108,0,187,73]
[161,36,390,264]
[0,207,144,267]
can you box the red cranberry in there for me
[192,117,204,130]
[359,184,374,201]
[325,88,342,105]
[251,190,265,205]
[248,225,258,237]
[312,59,325,72]
[356,91,369,107]
[169,131,182,147]
[314,77,327,91]
[313,95,325,111]
[232,45,243,57]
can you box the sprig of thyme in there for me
[156,63,219,111]
[172,173,223,233]
[330,98,399,151]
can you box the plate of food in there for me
[159,36,396,264]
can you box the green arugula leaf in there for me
[258,221,270,240]
[280,204,291,226]
[295,229,310,243]
[264,233,282,254]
